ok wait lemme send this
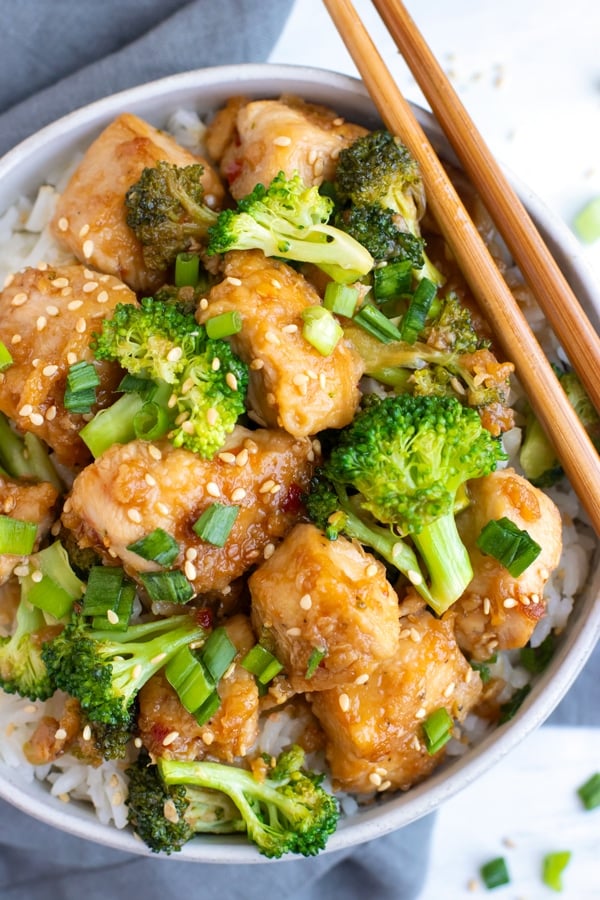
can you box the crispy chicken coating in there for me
[0,264,136,467]
[199,251,364,437]
[61,426,315,596]
[206,95,367,200]
[0,474,59,584]
[249,523,401,692]
[449,468,563,660]
[50,113,225,293]
[309,608,482,794]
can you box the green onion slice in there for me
[140,570,194,604]
[301,306,343,356]
[0,340,13,372]
[193,502,239,547]
[205,310,243,340]
[165,645,215,713]
[194,691,221,726]
[577,772,600,810]
[64,361,100,414]
[20,541,85,619]
[241,644,283,685]
[127,528,180,567]
[133,401,171,442]
[480,856,510,889]
[399,277,437,344]
[519,633,554,673]
[498,684,531,724]
[372,259,413,301]
[422,707,453,755]
[0,515,37,556]
[353,303,403,344]
[80,392,145,458]
[200,626,236,682]
[174,252,200,287]
[305,647,327,679]
[92,582,136,632]
[323,282,360,317]
[542,851,571,892]
[476,517,542,577]
[82,566,125,617]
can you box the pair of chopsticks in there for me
[323,0,600,536]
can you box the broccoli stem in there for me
[80,392,145,458]
[0,412,62,490]
[411,512,473,615]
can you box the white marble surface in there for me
[270,3,600,897]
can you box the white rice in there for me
[0,109,594,829]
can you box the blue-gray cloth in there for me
[0,3,597,898]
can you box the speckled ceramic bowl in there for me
[0,64,598,862]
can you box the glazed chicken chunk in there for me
[450,467,563,660]
[0,264,137,467]
[199,250,364,437]
[249,523,401,692]
[0,474,59,584]
[206,95,367,200]
[309,609,482,794]
[138,614,259,762]
[50,113,225,293]
[61,426,315,595]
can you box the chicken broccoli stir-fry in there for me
[0,92,576,859]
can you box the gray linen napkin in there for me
[0,2,435,897]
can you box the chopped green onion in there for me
[200,626,237,682]
[353,303,403,343]
[573,196,600,244]
[205,310,243,340]
[323,282,360,317]
[193,502,239,547]
[241,643,283,684]
[118,373,156,398]
[542,851,571,892]
[577,772,600,810]
[64,361,100,414]
[193,690,221,725]
[520,633,555,673]
[422,707,453,755]
[133,401,171,442]
[305,647,327,679]
[470,654,497,685]
[92,582,136,632]
[372,259,413,301]
[0,515,37,555]
[140,570,194,604]
[498,684,531,724]
[480,856,510,889]
[476,517,542,577]
[0,340,13,372]
[174,252,200,287]
[165,645,215,713]
[80,392,145,458]
[399,277,437,344]
[0,413,62,490]
[20,541,85,618]
[81,566,125,616]
[127,528,180,567]
[301,305,343,356]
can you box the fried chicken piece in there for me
[0,475,59,583]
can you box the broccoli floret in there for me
[309,393,506,614]
[42,613,208,727]
[127,745,339,858]
[520,367,600,487]
[334,204,425,266]
[91,296,248,458]
[0,597,55,701]
[335,131,443,285]
[207,170,374,284]
[125,161,219,271]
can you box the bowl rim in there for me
[0,61,599,864]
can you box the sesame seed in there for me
[269,483,281,494]
[235,448,249,466]
[83,281,98,293]
[181,377,195,395]
[199,297,209,310]
[226,276,242,286]
[415,707,427,719]
[444,682,456,697]
[293,373,309,387]
[201,731,215,745]
[75,318,87,333]
[127,508,142,523]
[167,393,178,409]
[67,299,84,311]
[30,413,44,426]
[50,277,69,288]
[265,330,280,346]
[206,407,218,426]
[132,663,143,680]
[313,157,325,177]
[369,772,382,787]
[83,270,95,281]
[36,316,47,331]
[67,352,78,366]
[263,542,275,559]
[82,239,94,259]
[375,766,388,776]
[218,452,237,464]
[162,731,179,747]
[18,404,33,417]
[406,567,423,586]
[57,217,69,232]
[259,479,276,494]
[97,290,109,303]
[520,596,531,606]
[185,547,198,561]
[250,358,264,370]
[319,372,327,390]
[483,597,491,615]
[167,346,183,363]
[226,372,238,391]
[409,627,422,643]
[10,334,22,344]
[243,438,258,453]
[333,116,345,126]
[107,610,119,625]
[82,725,92,741]
[299,593,312,610]
[78,224,90,238]
[206,481,221,498]
[58,793,70,803]
[13,564,30,577]
[148,445,162,460]
[338,693,350,712]
[156,502,169,515]
[286,627,301,637]
[231,487,246,503]
[530,593,541,605]
[503,597,518,608]
[134,737,143,748]
[184,560,197,581]
[42,364,59,377]
[211,357,221,371]
[366,563,378,577]
[54,728,67,740]
[144,473,157,487]
[354,673,369,685]
[271,279,282,289]
[377,780,392,792]
[163,799,180,823]
[273,135,292,146]
[61,286,72,296]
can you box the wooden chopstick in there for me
[322,0,600,536]
[371,0,600,413]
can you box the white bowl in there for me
[0,63,599,863]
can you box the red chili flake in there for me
[149,722,171,745]
[223,157,243,185]
[194,607,214,630]
[280,482,305,515]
